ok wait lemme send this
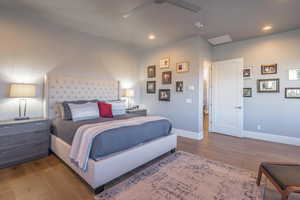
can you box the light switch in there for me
[188,85,195,91]
[186,99,192,104]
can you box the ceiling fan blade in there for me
[165,0,201,14]
[122,0,153,18]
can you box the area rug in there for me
[95,151,265,200]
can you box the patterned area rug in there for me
[95,151,265,200]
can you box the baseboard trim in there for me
[173,128,203,140]
[243,130,300,146]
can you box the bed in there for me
[45,75,177,193]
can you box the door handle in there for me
[235,106,242,109]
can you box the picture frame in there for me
[261,64,277,75]
[176,62,189,73]
[243,88,252,97]
[159,89,170,101]
[146,81,156,94]
[243,68,251,79]
[160,57,170,69]
[288,69,300,80]
[147,65,156,78]
[162,71,172,84]
[285,88,300,99]
[257,79,280,93]
[176,81,183,92]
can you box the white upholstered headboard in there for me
[45,74,120,119]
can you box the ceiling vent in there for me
[208,35,232,45]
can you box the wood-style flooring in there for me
[1,116,299,200]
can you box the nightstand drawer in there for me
[126,109,147,116]
[0,130,49,149]
[0,121,49,136]
[0,142,49,167]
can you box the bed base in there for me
[50,134,177,192]
[93,148,176,194]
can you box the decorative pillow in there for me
[108,101,126,116]
[98,102,113,118]
[68,102,100,122]
[62,100,98,120]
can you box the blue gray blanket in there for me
[51,114,172,160]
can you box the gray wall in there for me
[139,36,212,133]
[213,29,300,138]
[0,11,140,121]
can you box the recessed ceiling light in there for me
[262,25,272,31]
[148,34,156,40]
[194,22,204,29]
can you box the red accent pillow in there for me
[98,102,113,118]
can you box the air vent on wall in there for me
[208,35,232,45]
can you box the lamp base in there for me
[14,117,30,121]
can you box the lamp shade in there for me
[124,88,134,97]
[9,84,36,98]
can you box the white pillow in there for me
[109,101,126,116]
[68,102,100,122]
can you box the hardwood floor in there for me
[1,117,299,200]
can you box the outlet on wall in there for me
[257,125,261,130]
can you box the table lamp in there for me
[9,83,36,120]
[124,88,134,109]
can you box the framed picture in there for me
[257,79,280,93]
[147,65,156,78]
[243,68,251,79]
[176,81,183,92]
[243,88,252,97]
[159,89,170,101]
[261,64,277,75]
[285,88,300,99]
[146,81,156,94]
[288,69,300,80]
[160,57,170,69]
[162,71,172,84]
[176,62,189,73]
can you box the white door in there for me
[211,58,243,137]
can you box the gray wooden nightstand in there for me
[0,118,50,168]
[126,109,147,116]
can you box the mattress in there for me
[51,114,172,160]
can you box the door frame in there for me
[209,57,244,137]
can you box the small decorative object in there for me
[257,79,280,93]
[288,69,300,80]
[285,88,300,98]
[159,89,170,101]
[261,64,277,75]
[243,68,251,79]
[9,83,36,120]
[176,81,183,92]
[160,57,170,69]
[146,81,156,94]
[147,65,156,78]
[123,88,135,108]
[162,71,172,84]
[176,61,189,73]
[243,88,252,97]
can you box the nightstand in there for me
[126,109,147,116]
[0,118,50,168]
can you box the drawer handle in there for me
[35,123,46,125]
[0,126,11,129]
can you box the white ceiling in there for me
[2,0,300,49]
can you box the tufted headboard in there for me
[45,74,120,119]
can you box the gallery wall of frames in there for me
[146,57,189,102]
[243,64,300,98]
